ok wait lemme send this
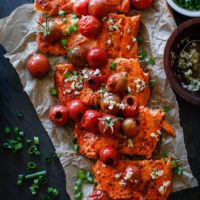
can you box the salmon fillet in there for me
[93,158,172,200]
[34,0,131,15]
[36,13,140,59]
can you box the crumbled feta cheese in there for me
[124,170,133,180]
[132,36,136,43]
[114,173,122,179]
[109,25,120,32]
[74,91,80,96]
[126,45,131,50]
[117,103,125,110]
[158,181,171,195]
[127,27,132,34]
[127,138,134,148]
[107,39,112,45]
[93,68,101,76]
[151,169,164,180]
[134,79,146,93]
[157,130,161,135]
[71,82,76,90]
[150,132,157,138]
[119,179,127,187]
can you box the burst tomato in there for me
[132,0,153,10]
[122,118,139,137]
[99,146,118,165]
[87,190,109,200]
[73,0,90,16]
[88,0,108,18]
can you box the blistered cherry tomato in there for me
[82,110,102,133]
[73,0,90,16]
[122,118,139,137]
[122,95,139,118]
[27,54,50,77]
[87,48,108,68]
[100,93,121,115]
[88,0,108,18]
[99,146,118,165]
[48,105,69,126]
[132,0,153,10]
[123,166,142,186]
[68,46,88,67]
[87,190,109,200]
[98,114,122,136]
[84,69,106,91]
[67,100,87,122]
[78,15,102,38]
[107,73,127,94]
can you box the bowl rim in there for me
[164,18,200,106]
[167,0,200,17]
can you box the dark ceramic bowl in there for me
[164,18,200,106]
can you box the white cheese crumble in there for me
[114,173,122,179]
[127,138,134,148]
[126,45,131,50]
[124,170,133,180]
[134,79,146,93]
[151,169,164,180]
[119,179,127,187]
[158,181,171,195]
[132,36,136,43]
[150,132,157,138]
[127,27,132,34]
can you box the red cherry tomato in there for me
[82,110,102,133]
[68,46,88,67]
[78,15,102,38]
[107,73,127,94]
[122,118,139,137]
[67,100,87,122]
[84,69,106,91]
[100,93,121,115]
[87,48,108,68]
[98,114,122,136]
[87,190,109,200]
[88,0,108,18]
[99,146,118,165]
[27,54,50,77]
[73,0,90,16]
[132,0,153,10]
[123,166,142,186]
[48,105,69,126]
[122,95,139,118]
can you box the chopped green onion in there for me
[18,131,24,137]
[29,186,37,195]
[27,161,37,171]
[16,110,24,119]
[25,170,47,180]
[47,187,60,196]
[73,70,79,76]
[34,151,40,156]
[26,139,32,144]
[68,24,78,33]
[64,71,72,79]
[74,191,83,200]
[85,171,94,183]
[73,183,81,192]
[139,51,148,60]
[39,175,48,184]
[137,36,143,43]
[58,10,66,17]
[13,142,23,152]
[77,170,86,181]
[73,143,79,153]
[28,145,38,155]
[172,160,177,168]
[32,179,40,189]
[14,127,20,135]
[148,79,156,88]
[50,87,57,97]
[60,39,68,47]
[110,62,116,70]
[172,160,183,176]
[163,106,170,113]
[3,127,11,135]
[17,174,24,186]
[42,195,50,200]
[71,13,78,19]
[75,179,82,187]
[148,58,155,65]
[34,137,40,145]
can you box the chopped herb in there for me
[47,187,60,196]
[139,50,148,60]
[71,13,78,19]
[172,160,183,176]
[139,50,155,66]
[50,87,57,96]
[148,79,156,88]
[163,106,170,113]
[33,137,40,145]
[64,71,72,79]
[73,139,79,153]
[25,170,47,180]
[60,39,68,47]
[42,195,50,200]
[74,191,83,200]
[29,186,37,195]
[26,139,32,144]
[14,127,20,136]
[110,62,117,70]
[137,36,143,43]
[148,57,155,65]
[58,10,66,17]
[3,127,11,135]
[27,161,37,171]
[73,70,79,75]
[17,174,24,186]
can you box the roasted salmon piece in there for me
[93,158,172,200]
[36,13,140,58]
[34,0,131,15]
[92,14,140,59]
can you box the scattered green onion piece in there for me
[34,137,40,145]
[34,150,40,156]
[58,10,66,17]
[17,110,24,119]
[172,160,177,168]
[85,171,94,183]
[64,71,72,79]
[77,170,86,181]
[74,191,83,200]
[42,195,51,200]
[148,79,156,88]
[60,39,68,47]
[25,170,47,180]
[17,174,24,186]
[29,186,37,195]
[14,127,20,136]
[73,139,79,153]
[68,24,78,33]
[47,187,60,196]
[137,36,143,43]
[50,88,57,97]
[32,179,40,189]
[110,62,116,70]
[13,142,23,152]
[28,145,37,155]
[39,175,48,184]
[3,127,11,135]
[18,131,24,137]
[163,106,170,113]
[73,183,81,192]
[26,139,32,144]
[73,71,79,76]
[27,161,37,171]
[71,13,78,19]
[139,51,148,60]
[75,179,82,187]
[148,58,155,65]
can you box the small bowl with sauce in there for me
[164,18,200,105]
[167,0,200,17]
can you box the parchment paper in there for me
[0,1,198,199]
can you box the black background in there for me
[0,1,200,200]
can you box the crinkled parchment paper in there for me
[0,1,198,199]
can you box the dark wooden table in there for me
[0,1,199,200]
